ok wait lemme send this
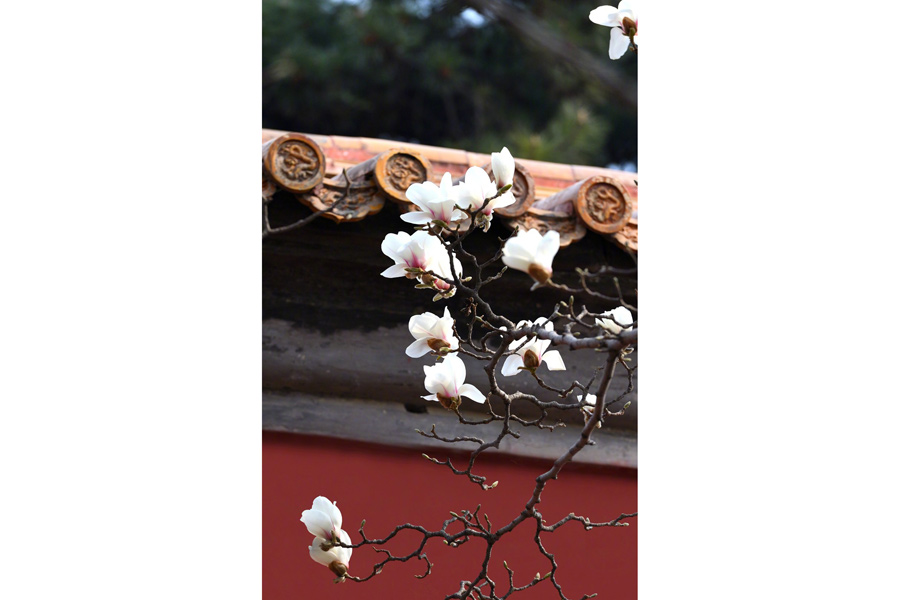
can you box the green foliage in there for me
[263,0,636,166]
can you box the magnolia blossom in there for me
[501,228,560,286]
[302,497,353,581]
[455,166,515,230]
[596,306,633,335]
[380,230,446,278]
[401,172,467,226]
[589,1,638,59]
[491,147,515,190]
[422,354,486,410]
[501,319,566,376]
[381,230,462,298]
[309,528,353,581]
[407,307,459,357]
[301,496,344,541]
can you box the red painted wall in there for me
[263,432,636,599]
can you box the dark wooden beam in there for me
[263,391,637,469]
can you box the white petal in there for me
[501,354,524,377]
[534,338,552,357]
[464,166,493,194]
[311,496,342,530]
[301,509,333,539]
[458,383,486,404]
[381,264,409,278]
[405,337,433,358]
[534,317,552,331]
[409,312,440,336]
[489,191,516,210]
[597,317,622,335]
[542,350,566,371]
[405,181,440,210]
[609,27,630,59]
[501,254,532,274]
[535,230,560,270]
[612,306,633,328]
[440,171,454,195]
[451,208,469,222]
[444,354,466,384]
[334,529,353,564]
[598,307,632,334]
[453,183,479,210]
[422,393,438,402]
[381,232,410,260]
[491,147,515,189]
[400,211,435,224]
[309,537,336,567]
[589,5,618,26]
[502,238,535,261]
[580,393,597,406]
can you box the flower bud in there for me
[328,560,349,581]
[437,393,461,410]
[522,349,540,370]
[527,263,552,284]
[427,338,451,352]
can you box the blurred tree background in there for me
[262,0,636,168]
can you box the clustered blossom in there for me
[301,496,353,582]
[589,1,638,59]
[596,306,634,335]
[422,354,486,410]
[501,228,560,288]
[501,318,566,376]
[381,147,520,299]
[407,307,459,357]
[393,146,517,234]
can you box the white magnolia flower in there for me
[301,496,344,541]
[309,528,353,581]
[501,228,560,286]
[589,0,638,60]
[491,147,516,190]
[422,354,486,409]
[501,319,566,376]
[596,306,634,335]
[380,230,445,278]
[455,165,515,230]
[401,172,467,226]
[381,230,462,298]
[407,307,459,357]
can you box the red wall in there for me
[263,431,636,599]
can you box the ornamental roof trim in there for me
[262,129,637,252]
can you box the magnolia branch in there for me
[262,169,354,238]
